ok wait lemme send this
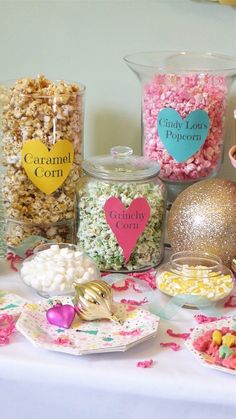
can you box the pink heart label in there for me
[104,197,151,263]
[46,304,76,329]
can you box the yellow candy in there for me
[157,266,233,301]
[222,333,236,348]
[212,330,222,346]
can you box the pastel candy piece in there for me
[219,345,234,359]
[46,304,76,329]
[222,333,236,348]
[212,330,222,346]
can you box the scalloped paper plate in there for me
[186,317,236,375]
[0,291,27,317]
[16,296,160,355]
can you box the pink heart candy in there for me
[104,197,151,263]
[46,304,76,329]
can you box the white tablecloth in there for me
[0,260,236,419]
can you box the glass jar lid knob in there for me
[110,146,133,159]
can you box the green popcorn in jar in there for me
[77,177,166,272]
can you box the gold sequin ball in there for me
[167,179,236,267]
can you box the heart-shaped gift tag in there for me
[46,304,76,329]
[22,140,74,195]
[104,197,151,263]
[157,108,210,162]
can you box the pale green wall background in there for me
[0,0,235,180]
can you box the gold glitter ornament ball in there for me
[167,179,236,267]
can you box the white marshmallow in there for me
[20,245,100,293]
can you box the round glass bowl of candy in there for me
[77,146,167,273]
[156,251,234,307]
[20,243,100,297]
[124,51,236,201]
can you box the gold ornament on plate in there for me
[73,279,121,323]
[167,179,236,267]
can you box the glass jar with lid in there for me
[77,146,167,272]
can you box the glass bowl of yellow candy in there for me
[156,251,234,307]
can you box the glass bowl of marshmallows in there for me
[20,243,101,297]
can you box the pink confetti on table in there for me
[0,314,16,346]
[111,280,130,292]
[103,269,157,291]
[6,249,33,272]
[166,329,190,340]
[111,279,143,293]
[224,295,236,308]
[136,359,154,368]
[120,297,148,306]
[54,337,73,346]
[131,281,143,293]
[160,342,181,351]
[119,329,141,337]
[131,270,157,290]
[0,336,10,345]
[194,315,223,324]
[7,252,22,272]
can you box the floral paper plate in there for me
[16,296,160,355]
[186,317,236,376]
[0,291,27,317]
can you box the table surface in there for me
[1,258,236,419]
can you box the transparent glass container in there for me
[124,51,236,201]
[0,75,85,251]
[77,146,167,272]
[156,251,234,305]
[20,243,100,297]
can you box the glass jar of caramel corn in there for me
[0,75,85,251]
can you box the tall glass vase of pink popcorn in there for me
[124,52,236,200]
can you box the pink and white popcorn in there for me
[142,73,227,181]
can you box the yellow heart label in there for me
[21,140,74,195]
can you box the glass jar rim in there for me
[0,78,86,98]
[170,250,223,271]
[124,50,236,75]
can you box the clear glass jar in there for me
[77,146,167,272]
[20,243,100,297]
[156,251,234,304]
[124,51,236,201]
[0,75,85,250]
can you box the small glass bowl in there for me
[156,251,234,308]
[20,243,100,298]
